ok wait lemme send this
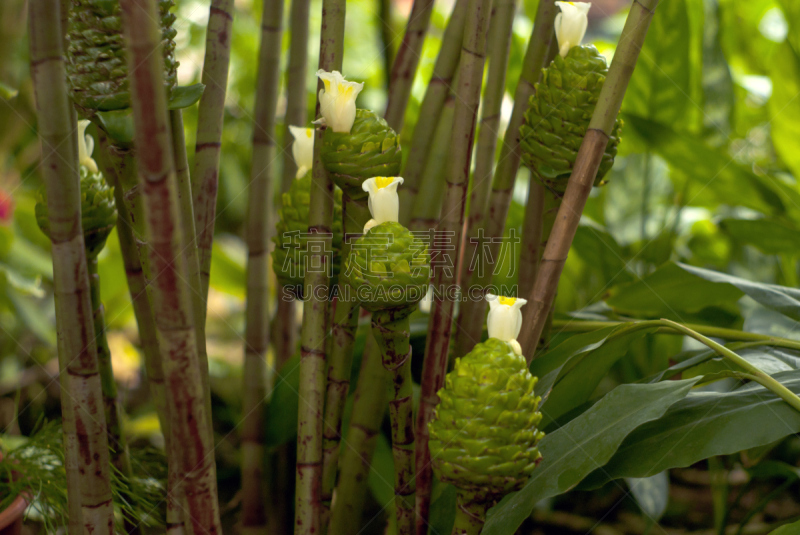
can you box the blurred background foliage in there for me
[2,0,800,532]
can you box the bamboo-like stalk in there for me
[456,0,517,343]
[383,0,435,132]
[280,0,311,192]
[328,334,391,535]
[397,0,468,223]
[29,2,115,531]
[295,0,346,530]
[320,195,371,518]
[241,0,284,531]
[378,0,394,90]
[519,0,661,362]
[453,0,557,357]
[119,1,222,533]
[408,94,455,231]
[193,0,234,306]
[414,0,493,528]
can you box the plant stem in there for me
[29,1,115,531]
[408,94,455,232]
[192,0,234,303]
[170,109,214,438]
[241,0,284,531]
[452,492,490,535]
[453,0,557,358]
[87,257,128,470]
[378,0,394,91]
[120,1,222,532]
[384,0,436,132]
[658,319,800,413]
[321,195,371,517]
[398,0,468,223]
[519,0,661,362]
[281,0,312,192]
[295,0,345,531]
[372,310,417,535]
[328,334,391,535]
[414,0,492,527]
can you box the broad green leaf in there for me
[720,218,800,255]
[482,379,700,535]
[769,42,800,178]
[581,369,800,489]
[426,483,457,535]
[623,0,696,129]
[677,263,800,322]
[368,434,396,518]
[604,262,743,320]
[701,0,735,143]
[623,114,785,216]
[94,110,135,147]
[540,327,655,428]
[264,356,300,447]
[625,471,669,521]
[572,223,634,286]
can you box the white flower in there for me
[362,176,403,232]
[419,285,433,314]
[77,119,98,174]
[485,294,527,356]
[289,126,314,178]
[554,1,591,58]
[316,70,364,133]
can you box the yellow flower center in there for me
[305,128,313,138]
[375,176,394,189]
[322,78,331,92]
[339,83,354,97]
[498,296,516,306]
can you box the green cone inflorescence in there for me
[35,166,117,259]
[519,45,622,193]
[272,174,344,291]
[66,0,179,112]
[321,109,402,200]
[429,338,544,527]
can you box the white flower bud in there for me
[289,126,314,178]
[316,70,364,133]
[419,285,433,314]
[485,294,527,355]
[554,1,591,58]
[362,176,403,233]
[77,120,98,174]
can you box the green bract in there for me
[271,175,344,289]
[35,167,117,259]
[341,221,429,313]
[66,0,178,112]
[519,45,622,193]
[429,338,544,497]
[320,109,402,200]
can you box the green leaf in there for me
[540,326,656,428]
[580,369,800,489]
[604,262,743,320]
[0,82,18,100]
[720,218,800,255]
[769,42,800,178]
[623,0,696,129]
[623,114,785,216]
[264,356,300,447]
[427,483,457,535]
[572,222,634,286]
[368,434,396,512]
[94,110,135,147]
[625,471,669,521]
[677,263,800,322]
[168,83,206,110]
[482,379,700,535]
[769,520,800,535]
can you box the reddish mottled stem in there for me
[295,0,345,530]
[384,0,435,132]
[193,0,234,304]
[414,0,493,529]
[519,0,661,362]
[453,0,557,358]
[397,0,468,224]
[120,1,222,533]
[29,2,115,531]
